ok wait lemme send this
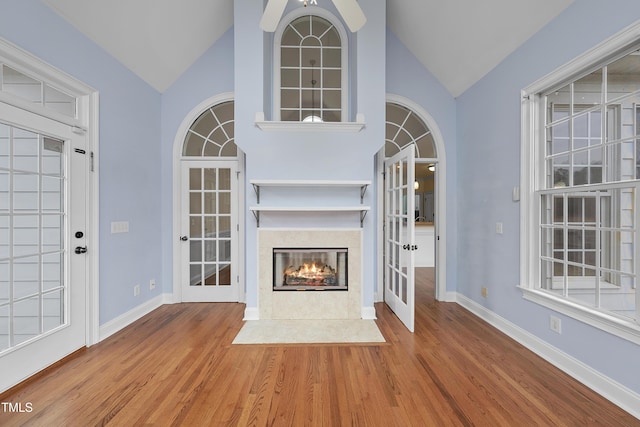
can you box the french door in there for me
[384,145,416,332]
[0,104,87,392]
[181,160,238,302]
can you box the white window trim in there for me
[520,20,640,345]
[272,7,349,123]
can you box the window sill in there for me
[255,112,365,132]
[519,286,640,345]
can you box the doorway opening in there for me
[377,95,447,331]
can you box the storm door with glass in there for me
[181,161,238,302]
[0,105,87,392]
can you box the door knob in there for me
[75,246,88,254]
[180,236,189,241]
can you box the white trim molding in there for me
[455,293,640,420]
[361,306,377,320]
[99,294,171,342]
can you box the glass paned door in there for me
[384,145,415,332]
[181,161,238,302]
[0,104,87,393]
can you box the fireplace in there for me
[273,248,348,291]
[258,229,362,320]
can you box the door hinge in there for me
[90,152,95,172]
[74,148,86,154]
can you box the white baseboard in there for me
[99,294,169,342]
[243,307,259,320]
[455,293,640,420]
[361,306,377,320]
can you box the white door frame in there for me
[377,94,448,303]
[172,93,245,303]
[0,38,99,345]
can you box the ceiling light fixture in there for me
[261,0,366,32]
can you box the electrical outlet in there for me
[550,315,562,334]
[149,279,156,290]
[481,287,488,298]
[134,284,140,297]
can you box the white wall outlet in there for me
[111,221,129,234]
[495,222,503,234]
[133,284,140,297]
[550,315,562,334]
[149,279,156,290]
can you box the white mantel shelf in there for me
[249,180,371,227]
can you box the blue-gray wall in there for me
[0,0,163,324]
[1,0,638,400]
[456,0,640,393]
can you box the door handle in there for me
[180,236,189,241]
[75,246,87,254]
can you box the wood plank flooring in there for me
[1,268,637,426]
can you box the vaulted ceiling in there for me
[42,0,574,96]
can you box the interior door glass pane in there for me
[204,216,216,235]
[204,240,217,262]
[190,216,202,238]
[204,168,216,190]
[204,193,216,214]
[190,239,202,263]
[219,193,230,214]
[189,169,201,190]
[190,264,201,287]
[217,264,231,286]
[190,193,201,214]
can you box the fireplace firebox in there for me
[273,248,348,291]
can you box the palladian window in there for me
[278,15,344,122]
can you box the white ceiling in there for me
[42,0,574,96]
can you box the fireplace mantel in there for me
[249,180,371,227]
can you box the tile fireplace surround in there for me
[258,229,362,320]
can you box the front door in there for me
[181,160,238,302]
[384,145,416,332]
[0,105,87,392]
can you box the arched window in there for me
[277,13,346,122]
[385,102,436,158]
[182,101,236,157]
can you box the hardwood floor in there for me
[1,268,637,426]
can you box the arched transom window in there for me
[280,15,343,122]
[183,101,236,157]
[385,102,436,158]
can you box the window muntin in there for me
[182,101,236,158]
[534,47,640,324]
[280,15,342,122]
[385,102,435,158]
